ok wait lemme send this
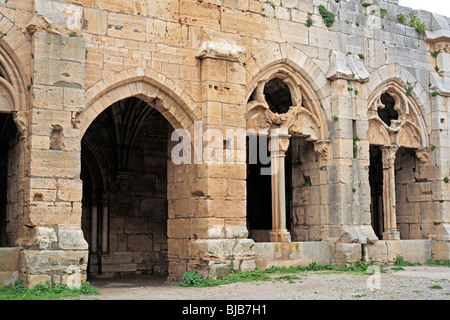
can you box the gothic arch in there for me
[243,43,331,103]
[0,14,31,114]
[243,44,329,142]
[80,67,202,137]
[0,43,27,113]
[367,80,429,150]
[367,64,431,149]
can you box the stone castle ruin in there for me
[0,0,449,288]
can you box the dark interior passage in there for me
[369,144,384,239]
[81,97,172,277]
[246,135,292,241]
[0,113,17,247]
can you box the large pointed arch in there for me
[80,67,202,137]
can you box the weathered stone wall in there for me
[0,0,450,287]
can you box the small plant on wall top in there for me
[398,13,406,23]
[406,15,427,35]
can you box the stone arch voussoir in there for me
[243,43,332,103]
[0,13,31,113]
[367,64,431,134]
[81,67,201,138]
[243,43,330,140]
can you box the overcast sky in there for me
[398,0,450,17]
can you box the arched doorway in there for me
[0,113,19,246]
[81,97,172,277]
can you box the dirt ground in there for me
[82,265,450,300]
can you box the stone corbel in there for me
[313,140,331,161]
[12,111,27,138]
[195,29,245,62]
[71,110,82,129]
[416,147,432,164]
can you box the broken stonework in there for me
[327,51,370,82]
[27,0,83,35]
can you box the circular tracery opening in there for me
[263,77,292,114]
[378,93,399,126]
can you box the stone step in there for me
[0,247,20,287]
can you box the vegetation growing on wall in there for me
[318,5,335,28]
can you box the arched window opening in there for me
[263,77,293,114]
[378,93,398,126]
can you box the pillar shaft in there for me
[268,127,291,242]
[380,145,400,240]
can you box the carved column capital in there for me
[268,127,291,157]
[380,145,398,169]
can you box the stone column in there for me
[90,205,98,253]
[268,127,291,243]
[380,145,400,240]
[166,28,255,280]
[19,1,88,288]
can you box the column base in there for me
[270,229,291,242]
[382,230,400,240]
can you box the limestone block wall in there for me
[0,0,450,286]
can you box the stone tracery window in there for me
[367,82,429,240]
[245,67,329,243]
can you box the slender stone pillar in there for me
[268,127,291,242]
[101,198,109,253]
[90,205,98,253]
[380,145,400,240]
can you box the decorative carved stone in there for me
[416,148,431,164]
[368,83,427,150]
[313,140,331,160]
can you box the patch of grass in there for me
[394,257,421,267]
[425,260,450,267]
[178,269,270,287]
[392,267,404,271]
[274,275,300,281]
[178,261,378,287]
[0,280,99,300]
[429,285,443,290]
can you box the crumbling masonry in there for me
[0,0,450,288]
